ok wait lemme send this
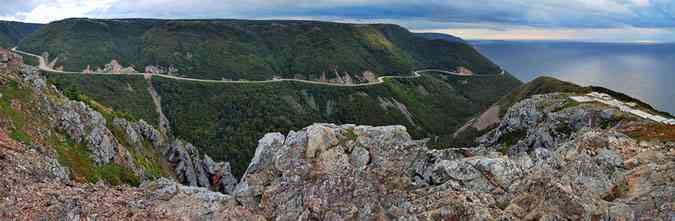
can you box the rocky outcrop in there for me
[233,123,518,219]
[21,69,137,176]
[90,59,137,74]
[22,65,236,192]
[362,70,377,83]
[5,117,673,220]
[52,101,123,165]
[0,138,257,220]
[144,65,178,75]
[479,93,633,153]
[112,117,237,193]
[5,65,673,220]
[229,94,672,220]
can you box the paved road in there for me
[13,48,502,86]
[415,69,505,77]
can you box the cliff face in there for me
[2,77,673,220]
[0,61,237,193]
[230,112,672,220]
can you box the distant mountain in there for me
[416,32,466,44]
[21,17,522,176]
[19,18,501,80]
[0,21,43,48]
[451,76,673,146]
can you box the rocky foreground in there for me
[1,88,673,220]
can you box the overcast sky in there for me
[1,0,674,42]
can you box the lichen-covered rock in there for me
[233,123,510,220]
[163,138,238,193]
[5,66,674,220]
[52,100,120,165]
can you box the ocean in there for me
[472,41,675,115]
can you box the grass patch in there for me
[108,118,170,180]
[345,127,359,141]
[50,133,97,183]
[599,118,621,129]
[10,130,32,145]
[93,163,140,186]
[497,129,527,154]
[49,133,141,186]
[553,99,580,112]
[620,123,675,142]
[62,88,138,123]
[555,122,574,135]
[0,79,34,145]
[128,139,170,180]
[337,127,359,148]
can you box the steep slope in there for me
[0,21,43,48]
[46,72,521,176]
[19,18,502,80]
[3,95,672,219]
[451,76,673,146]
[0,58,238,193]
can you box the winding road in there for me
[12,48,503,86]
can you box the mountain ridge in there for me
[0,21,43,48]
[17,17,503,81]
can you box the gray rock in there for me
[350,146,370,170]
[166,140,199,186]
[49,99,120,165]
[162,138,238,193]
[112,118,140,147]
[596,148,624,168]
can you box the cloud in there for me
[0,0,673,41]
[0,0,118,23]
[418,25,675,42]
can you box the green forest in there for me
[45,72,520,176]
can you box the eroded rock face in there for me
[5,68,674,220]
[164,139,238,194]
[233,123,514,220]
[112,117,237,193]
[229,94,673,220]
[49,96,123,166]
[479,93,631,154]
[0,142,257,220]
[23,66,237,192]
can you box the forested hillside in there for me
[21,18,501,80]
[46,73,521,175]
[29,18,523,176]
[0,21,43,48]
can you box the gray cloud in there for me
[0,0,673,41]
[95,0,675,30]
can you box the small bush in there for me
[94,163,141,187]
[10,130,32,145]
[553,100,580,112]
[497,129,527,154]
[50,133,141,186]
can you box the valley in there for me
[0,11,672,220]
[17,18,502,81]
[44,69,518,176]
[9,18,521,176]
[1,64,672,220]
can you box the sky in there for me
[1,0,674,42]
